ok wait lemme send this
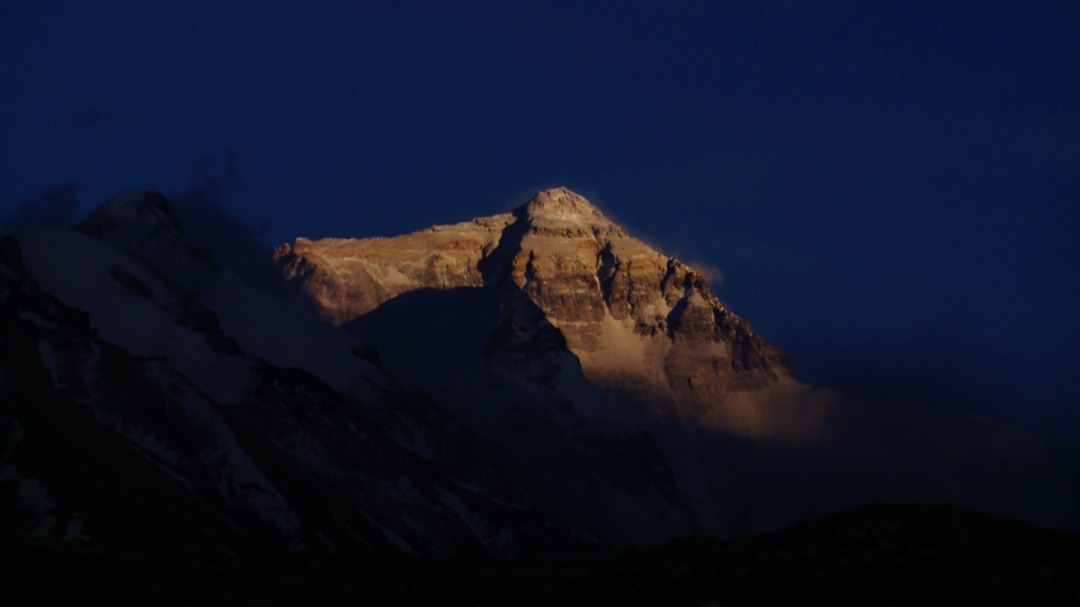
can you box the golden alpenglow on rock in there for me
[276,188,825,438]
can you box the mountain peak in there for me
[277,189,792,428]
[80,188,181,233]
[76,189,218,292]
[520,187,606,224]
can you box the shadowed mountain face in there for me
[1,192,602,554]
[344,284,702,544]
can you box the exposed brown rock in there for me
[276,188,794,424]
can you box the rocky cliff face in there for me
[274,214,511,325]
[276,188,792,423]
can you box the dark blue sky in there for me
[2,1,1078,437]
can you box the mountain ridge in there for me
[1,197,611,553]
[4,185,1075,557]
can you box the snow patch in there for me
[0,464,57,538]
[17,310,57,329]
[436,485,484,542]
[36,340,60,385]
[380,526,414,553]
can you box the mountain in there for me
[273,187,820,541]
[2,186,1075,555]
[275,188,796,431]
[75,188,220,293]
[274,187,1076,538]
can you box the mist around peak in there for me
[1,183,82,234]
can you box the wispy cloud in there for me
[687,260,723,288]
[2,182,82,233]
[169,145,287,295]
[68,108,127,128]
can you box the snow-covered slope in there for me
[16,226,254,402]
[1,191,601,553]
[200,270,387,398]
[76,188,219,293]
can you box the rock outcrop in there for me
[274,215,511,325]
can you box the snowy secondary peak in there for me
[76,189,218,292]
[79,188,182,233]
[519,188,607,224]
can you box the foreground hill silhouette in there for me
[5,504,1079,605]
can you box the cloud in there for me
[69,108,127,127]
[702,380,834,446]
[181,144,244,204]
[2,182,82,233]
[169,145,290,296]
[687,260,723,288]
